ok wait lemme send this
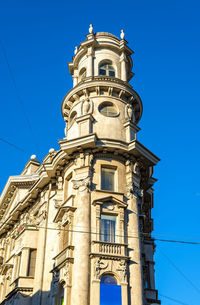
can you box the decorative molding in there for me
[72,176,91,192]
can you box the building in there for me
[0,25,160,305]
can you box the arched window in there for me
[69,111,77,128]
[79,68,86,81]
[100,275,121,305]
[99,62,115,77]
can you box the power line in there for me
[159,293,190,305]
[13,224,200,246]
[0,39,40,156]
[158,247,200,295]
[0,137,28,154]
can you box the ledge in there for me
[59,133,97,153]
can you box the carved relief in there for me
[81,98,94,115]
[72,176,91,192]
[117,260,127,282]
[133,161,140,176]
[102,202,115,211]
[57,177,63,190]
[125,103,136,123]
[127,183,143,198]
[94,258,108,280]
[63,262,70,283]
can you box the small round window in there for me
[99,102,118,117]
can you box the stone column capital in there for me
[72,176,91,192]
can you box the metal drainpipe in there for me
[39,182,56,305]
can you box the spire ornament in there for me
[74,46,78,55]
[120,29,125,40]
[89,24,93,34]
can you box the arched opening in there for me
[100,274,121,305]
[68,111,77,128]
[99,61,115,77]
[79,67,86,81]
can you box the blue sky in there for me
[1,1,200,304]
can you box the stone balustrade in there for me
[91,241,127,257]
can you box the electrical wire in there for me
[0,137,28,154]
[13,224,200,246]
[0,39,40,156]
[158,247,200,295]
[159,293,190,305]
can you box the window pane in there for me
[100,283,121,305]
[27,249,37,277]
[101,275,117,285]
[109,70,115,77]
[99,69,106,75]
[99,103,118,117]
[100,215,116,242]
[101,168,115,191]
[107,65,113,70]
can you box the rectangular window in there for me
[65,173,72,199]
[27,249,37,277]
[100,215,116,243]
[16,253,21,278]
[62,223,69,250]
[101,167,115,191]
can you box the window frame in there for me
[27,248,37,277]
[101,166,117,192]
[99,62,115,77]
[98,102,119,118]
[100,214,117,243]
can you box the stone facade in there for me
[0,26,160,305]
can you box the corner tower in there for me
[59,26,160,305]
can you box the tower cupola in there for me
[61,26,143,145]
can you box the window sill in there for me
[95,189,124,196]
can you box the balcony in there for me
[8,276,34,295]
[91,241,127,258]
[145,288,160,304]
[54,245,74,268]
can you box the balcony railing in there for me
[91,241,127,257]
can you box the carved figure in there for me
[82,98,90,115]
[125,104,136,122]
[133,161,140,176]
[117,260,127,282]
[94,258,108,279]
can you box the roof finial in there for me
[120,29,125,40]
[30,154,37,161]
[89,24,93,34]
[74,46,78,55]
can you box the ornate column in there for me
[71,163,91,305]
[126,161,144,305]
